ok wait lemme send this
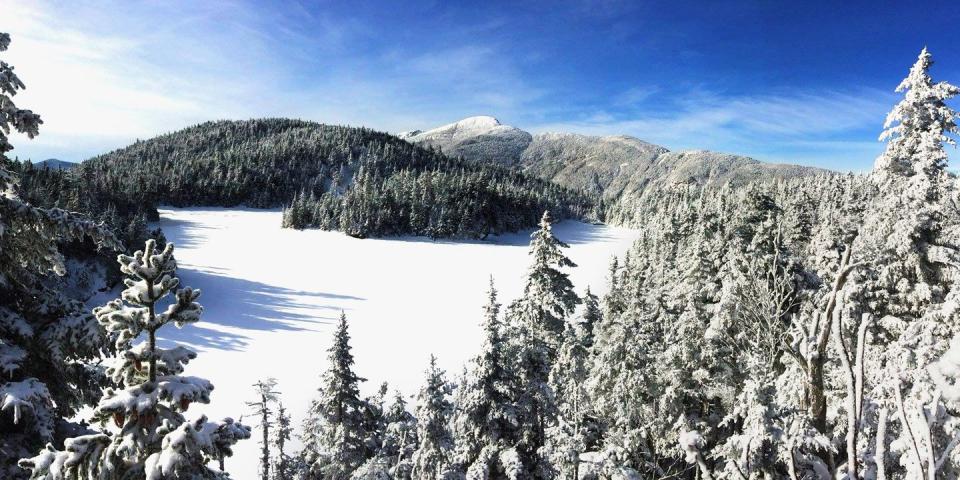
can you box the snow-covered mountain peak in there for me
[452,115,501,129]
[413,115,509,140]
[401,116,533,165]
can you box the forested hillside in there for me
[10,119,597,240]
[401,117,830,222]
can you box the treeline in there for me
[282,163,596,239]
[10,118,598,240]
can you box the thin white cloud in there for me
[2,0,543,161]
[530,87,899,170]
[614,86,661,106]
[2,0,338,160]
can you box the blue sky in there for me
[4,0,959,171]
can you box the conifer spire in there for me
[19,240,250,479]
[300,312,369,479]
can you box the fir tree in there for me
[411,356,456,480]
[301,312,369,479]
[580,286,601,349]
[19,240,251,479]
[506,211,580,476]
[863,47,960,317]
[453,277,519,478]
[273,401,294,480]
[381,391,417,479]
[545,315,593,479]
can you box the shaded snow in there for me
[149,207,639,479]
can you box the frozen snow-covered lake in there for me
[151,207,639,479]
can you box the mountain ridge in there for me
[399,116,831,201]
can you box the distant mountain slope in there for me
[400,116,532,165]
[34,158,76,170]
[401,117,831,200]
[519,132,668,199]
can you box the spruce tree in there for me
[506,211,580,476]
[453,277,520,478]
[513,211,580,350]
[410,356,456,480]
[19,240,251,479]
[580,287,601,349]
[545,316,592,479]
[301,312,369,479]
[863,47,959,317]
[273,401,294,480]
[381,391,417,479]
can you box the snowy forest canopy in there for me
[4,28,960,480]
[7,117,598,241]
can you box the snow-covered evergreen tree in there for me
[452,277,520,479]
[544,309,593,479]
[851,48,960,478]
[361,382,390,463]
[247,378,279,480]
[0,31,119,480]
[380,390,417,479]
[579,287,601,349]
[301,312,369,479]
[19,240,250,479]
[411,356,456,480]
[273,401,294,480]
[505,211,580,477]
[863,47,959,317]
[0,32,41,159]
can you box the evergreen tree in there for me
[381,391,417,479]
[19,240,250,479]
[0,31,119,479]
[544,315,593,479]
[580,287,601,349]
[301,313,369,479]
[506,211,580,476]
[273,401,294,480]
[247,378,279,480]
[860,47,960,318]
[360,382,390,462]
[410,356,456,480]
[453,277,519,478]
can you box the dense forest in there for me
[6,25,960,480]
[8,118,598,240]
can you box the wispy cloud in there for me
[2,1,287,159]
[530,87,899,170]
[2,0,544,161]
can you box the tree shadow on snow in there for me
[157,268,364,352]
[549,222,620,245]
[152,215,220,250]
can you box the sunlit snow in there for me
[150,207,638,479]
